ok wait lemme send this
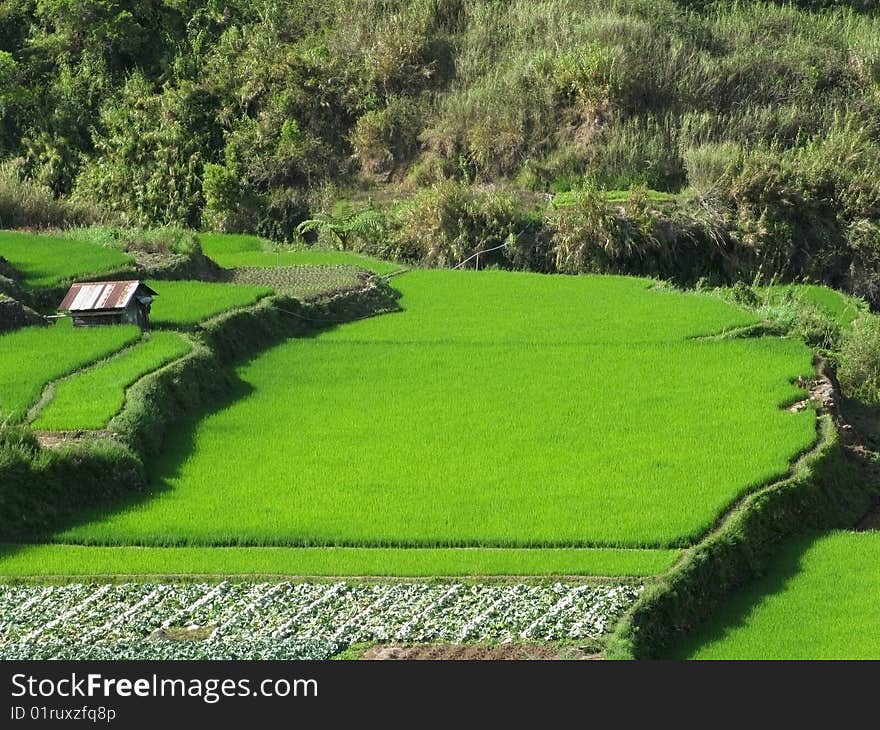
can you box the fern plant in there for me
[296,209,387,251]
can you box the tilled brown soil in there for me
[361,644,601,661]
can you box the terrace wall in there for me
[608,410,879,659]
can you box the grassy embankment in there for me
[667,531,880,660]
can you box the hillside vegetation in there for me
[1,1,879,299]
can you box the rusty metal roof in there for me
[58,281,157,312]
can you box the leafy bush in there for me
[584,115,686,192]
[729,281,759,307]
[846,219,880,305]
[66,226,198,257]
[838,315,880,405]
[71,75,214,228]
[296,207,389,254]
[392,180,526,266]
[351,96,423,175]
[201,163,246,233]
[552,44,620,107]
[683,143,741,193]
[549,185,618,273]
[254,190,311,244]
[0,422,37,464]
[791,305,840,350]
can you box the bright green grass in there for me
[197,233,262,261]
[148,279,272,327]
[0,320,140,421]
[763,284,865,329]
[32,331,192,431]
[55,271,816,551]
[319,271,758,345]
[0,544,679,578]
[198,233,400,275]
[669,531,880,659]
[552,189,676,208]
[0,230,132,289]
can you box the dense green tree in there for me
[72,73,219,226]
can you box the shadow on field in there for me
[27,373,256,548]
[661,532,818,659]
[843,398,880,530]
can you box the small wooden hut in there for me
[58,280,157,330]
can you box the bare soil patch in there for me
[35,430,116,449]
[788,374,836,413]
[361,643,601,661]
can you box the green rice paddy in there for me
[0,230,132,289]
[0,544,679,578]
[198,233,400,275]
[32,331,192,431]
[668,531,880,659]
[148,280,272,327]
[51,271,816,559]
[0,320,140,421]
[552,189,676,208]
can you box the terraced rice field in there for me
[668,531,880,659]
[0,320,140,421]
[761,284,866,328]
[0,544,678,577]
[32,331,192,431]
[148,280,272,327]
[0,230,132,288]
[17,270,817,576]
